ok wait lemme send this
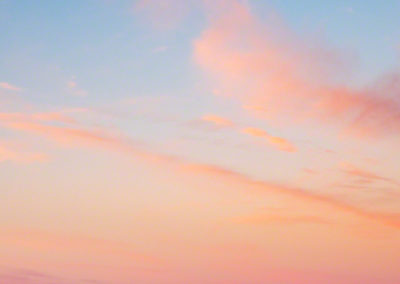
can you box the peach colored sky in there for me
[1,0,400,283]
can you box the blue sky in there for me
[2,0,399,107]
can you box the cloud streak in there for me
[196,114,297,152]
[241,127,297,152]
[1,111,400,228]
[339,162,400,186]
[0,82,21,91]
[200,114,234,128]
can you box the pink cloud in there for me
[193,0,400,138]
[267,136,297,152]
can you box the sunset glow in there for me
[1,1,400,283]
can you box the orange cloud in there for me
[241,127,296,152]
[193,0,400,138]
[200,114,234,128]
[241,127,267,137]
[267,136,296,152]
[0,82,21,91]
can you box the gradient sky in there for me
[1,1,400,283]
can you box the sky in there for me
[1,0,400,283]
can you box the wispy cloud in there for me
[241,127,297,152]
[339,162,399,186]
[193,0,400,138]
[241,127,267,137]
[194,114,297,152]
[67,77,88,97]
[0,82,21,91]
[200,114,234,128]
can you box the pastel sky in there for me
[1,0,400,283]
